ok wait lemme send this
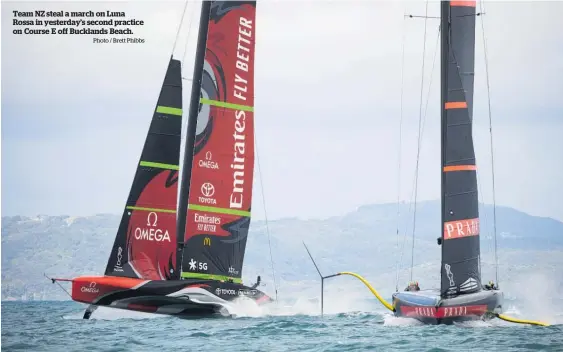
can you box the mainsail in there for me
[105,57,183,281]
[440,0,482,296]
[177,1,257,283]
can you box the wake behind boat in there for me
[49,1,274,319]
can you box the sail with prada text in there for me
[440,0,482,296]
[181,1,257,283]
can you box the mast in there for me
[439,0,481,297]
[176,1,212,280]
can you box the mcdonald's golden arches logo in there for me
[203,237,211,246]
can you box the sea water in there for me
[2,298,562,352]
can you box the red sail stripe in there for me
[445,101,468,109]
[443,165,477,172]
[443,218,480,240]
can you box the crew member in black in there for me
[484,280,496,290]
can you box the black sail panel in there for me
[440,1,482,296]
[104,58,182,281]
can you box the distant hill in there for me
[2,200,562,300]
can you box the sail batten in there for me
[156,106,183,116]
[445,101,468,109]
[200,98,254,112]
[188,204,251,217]
[440,0,481,296]
[443,165,477,172]
[139,161,180,170]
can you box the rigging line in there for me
[56,281,72,299]
[397,124,429,284]
[472,130,490,274]
[407,15,440,19]
[394,10,407,293]
[475,167,490,266]
[182,1,198,65]
[49,279,73,299]
[172,0,189,54]
[409,0,430,282]
[479,0,499,287]
[396,166,419,286]
[396,24,440,286]
[474,4,493,279]
[254,131,279,302]
[420,25,440,147]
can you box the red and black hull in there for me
[72,276,272,318]
[392,289,503,325]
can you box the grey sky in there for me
[2,1,562,222]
